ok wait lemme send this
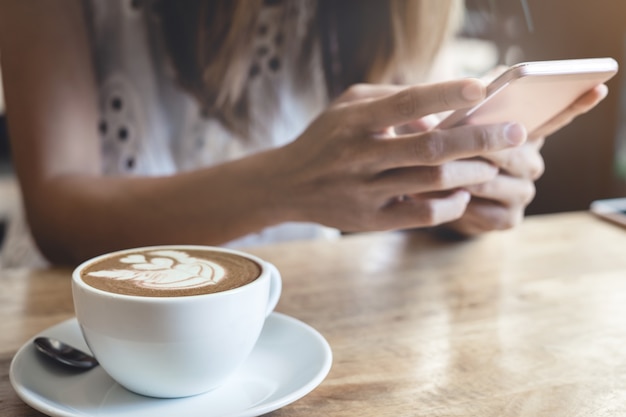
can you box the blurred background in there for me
[463,0,626,214]
[0,0,625,215]
[0,64,9,176]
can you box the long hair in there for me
[151,0,463,137]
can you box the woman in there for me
[0,0,607,265]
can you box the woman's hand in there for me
[443,84,609,236]
[443,137,543,235]
[271,79,527,232]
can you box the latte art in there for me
[86,250,226,291]
[81,248,262,297]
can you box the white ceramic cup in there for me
[71,245,282,398]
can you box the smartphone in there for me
[436,57,619,132]
[590,197,626,228]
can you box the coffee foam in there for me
[81,249,262,297]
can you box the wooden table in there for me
[2,212,626,416]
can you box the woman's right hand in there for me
[271,79,528,232]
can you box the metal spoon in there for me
[33,336,99,370]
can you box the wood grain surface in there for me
[2,212,626,416]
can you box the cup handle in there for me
[265,262,282,317]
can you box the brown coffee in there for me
[80,248,262,297]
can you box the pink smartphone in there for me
[436,57,619,132]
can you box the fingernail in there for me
[461,81,485,102]
[458,189,471,203]
[504,123,527,145]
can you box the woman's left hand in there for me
[444,83,609,235]
[442,136,543,235]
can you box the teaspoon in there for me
[33,336,99,370]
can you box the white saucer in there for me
[10,313,332,417]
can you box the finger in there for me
[378,189,471,229]
[375,122,527,169]
[396,114,441,135]
[335,85,443,135]
[530,84,608,139]
[441,210,488,236]
[359,78,486,131]
[465,175,536,207]
[374,160,498,197]
[335,84,404,104]
[453,199,525,234]
[480,142,545,180]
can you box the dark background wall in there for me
[0,116,10,175]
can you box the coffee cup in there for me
[71,245,282,398]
